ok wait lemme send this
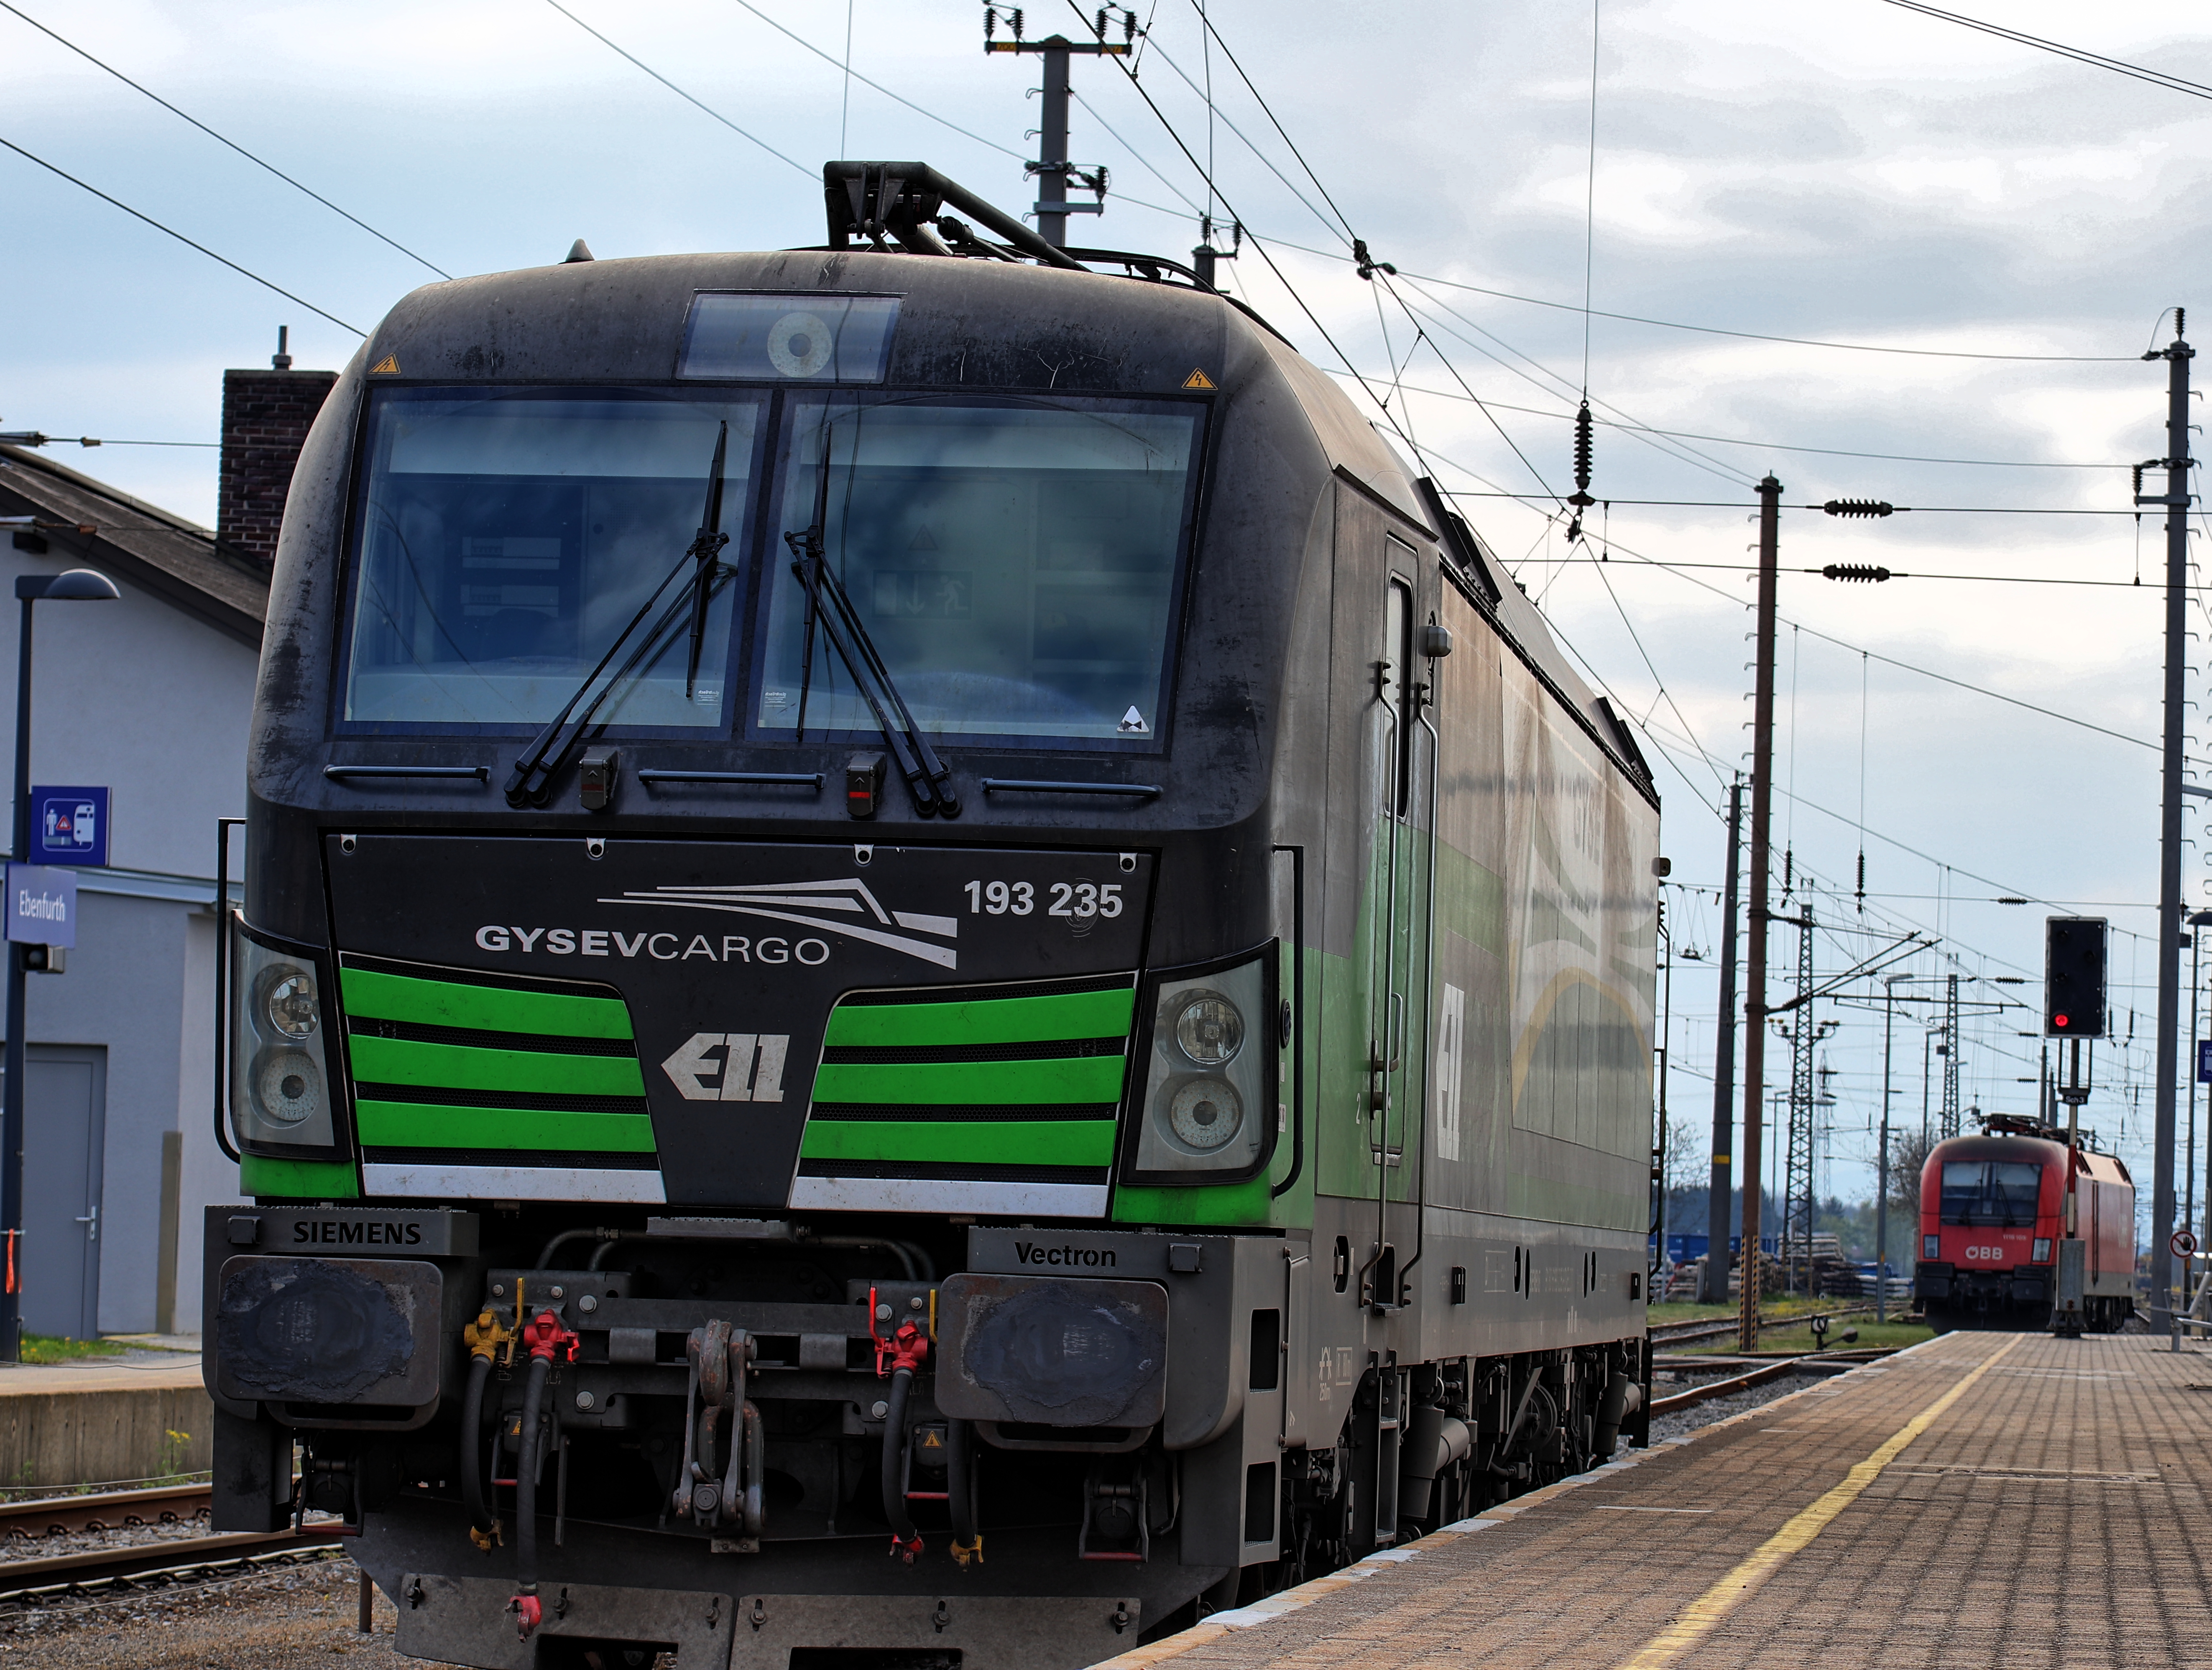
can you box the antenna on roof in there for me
[271,327,292,370]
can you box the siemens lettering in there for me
[474,926,829,965]
[291,1219,425,1246]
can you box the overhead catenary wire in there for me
[0,0,450,279]
[1512,521,2182,757]
[730,0,1025,161]
[1580,0,1600,397]
[1319,371,2133,470]
[0,135,363,335]
[1875,0,2212,104]
[544,0,813,178]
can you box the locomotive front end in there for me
[207,201,1660,1670]
[206,246,1313,1668]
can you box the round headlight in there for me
[261,967,319,1040]
[253,1049,321,1126]
[1167,1077,1244,1152]
[1174,993,1244,1066]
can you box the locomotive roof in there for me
[344,245,1638,791]
[1931,1130,2125,1172]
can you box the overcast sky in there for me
[5,0,2210,1230]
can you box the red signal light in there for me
[2054,1013,2069,1029]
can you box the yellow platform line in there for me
[1614,1333,2022,1669]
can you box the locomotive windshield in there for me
[338,386,1199,749]
[1940,1159,2042,1226]
[756,396,1200,747]
[341,387,765,730]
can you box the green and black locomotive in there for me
[207,164,1660,1669]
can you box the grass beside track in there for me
[19,1334,129,1363]
[1650,1297,1870,1327]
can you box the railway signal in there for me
[2044,916,2108,1037]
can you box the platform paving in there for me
[1092,1331,2212,1669]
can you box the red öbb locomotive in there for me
[1915,1115,2135,1333]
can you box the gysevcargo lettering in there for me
[1014,1241,1118,1268]
[291,1218,424,1246]
[474,926,830,965]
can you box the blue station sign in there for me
[5,864,76,947]
[30,785,107,868]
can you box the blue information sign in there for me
[5,864,76,947]
[30,785,107,868]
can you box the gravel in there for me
[1645,1371,1811,1445]
[0,1555,459,1669]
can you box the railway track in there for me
[1647,1348,1898,1417]
[0,1484,345,1606]
[1650,1304,1879,1348]
[0,1482,212,1541]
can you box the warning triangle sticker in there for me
[370,355,401,375]
[1182,368,1215,390]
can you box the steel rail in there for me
[1645,1348,1899,1417]
[1650,1302,1878,1346]
[0,1482,210,1540]
[0,1527,345,1603]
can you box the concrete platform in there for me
[1095,1332,2211,1669]
[0,1348,209,1487]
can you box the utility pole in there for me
[1739,475,1781,1351]
[1702,779,1743,1303]
[1779,909,1817,1294]
[2141,309,2193,1315]
[1877,973,1908,1325]
[1940,974,1961,1139]
[983,8,1132,249]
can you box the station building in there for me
[0,347,331,1338]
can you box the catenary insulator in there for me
[1821,499,1894,518]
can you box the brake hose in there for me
[874,1316,932,1564]
[460,1309,513,1549]
[949,1418,982,1567]
[460,1355,496,1541]
[506,1310,576,1642]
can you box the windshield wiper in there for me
[782,431,958,817]
[505,423,731,807]
[684,424,733,697]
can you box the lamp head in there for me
[16,569,120,602]
[43,569,120,601]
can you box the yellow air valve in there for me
[950,1535,984,1568]
[465,1309,516,1365]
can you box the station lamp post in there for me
[0,569,120,1359]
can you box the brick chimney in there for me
[217,328,338,572]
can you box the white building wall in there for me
[0,544,258,878]
[0,542,258,1335]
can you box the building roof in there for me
[0,444,269,648]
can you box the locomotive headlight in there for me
[228,922,342,1153]
[1167,1077,1243,1150]
[1174,993,1244,1065]
[252,1048,322,1125]
[261,967,319,1040]
[2033,1237,2052,1263]
[1126,948,1275,1183]
[1923,1235,1940,1260]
